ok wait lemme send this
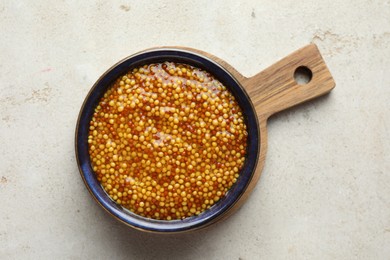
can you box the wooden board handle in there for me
[242,44,335,119]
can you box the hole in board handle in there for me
[294,66,312,85]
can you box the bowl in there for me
[75,48,260,233]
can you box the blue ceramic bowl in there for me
[75,49,260,233]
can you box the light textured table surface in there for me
[1,1,389,259]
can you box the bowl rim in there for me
[75,48,260,233]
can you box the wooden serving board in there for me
[125,44,335,231]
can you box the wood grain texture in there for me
[242,44,335,119]
[142,44,335,230]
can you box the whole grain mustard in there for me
[88,62,247,220]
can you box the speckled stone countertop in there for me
[1,1,389,259]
